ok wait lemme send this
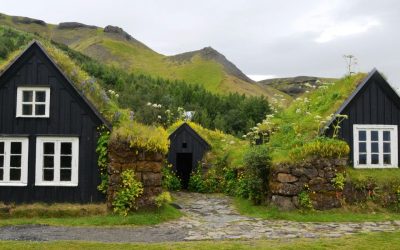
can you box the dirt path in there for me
[1,192,400,242]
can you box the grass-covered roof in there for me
[254,73,368,162]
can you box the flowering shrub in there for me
[112,170,144,216]
[154,191,172,208]
[162,164,181,191]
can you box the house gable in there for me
[0,41,107,203]
[325,69,400,168]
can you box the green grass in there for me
[268,73,367,162]
[234,197,400,222]
[346,167,400,187]
[0,204,182,227]
[1,232,400,249]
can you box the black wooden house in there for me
[325,69,400,169]
[0,41,110,203]
[168,123,210,188]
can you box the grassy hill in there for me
[0,13,291,105]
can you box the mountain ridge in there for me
[0,12,291,104]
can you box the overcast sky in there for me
[1,0,399,86]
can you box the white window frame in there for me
[16,87,50,118]
[35,137,79,186]
[0,137,29,186]
[353,124,398,168]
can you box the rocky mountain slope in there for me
[0,13,291,104]
[258,76,337,98]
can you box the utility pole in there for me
[343,55,357,76]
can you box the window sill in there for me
[0,182,27,186]
[16,116,50,119]
[35,182,78,187]
[354,165,399,169]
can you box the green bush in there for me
[241,145,271,204]
[161,164,181,191]
[289,137,350,161]
[112,170,144,216]
[188,165,206,193]
[154,192,172,208]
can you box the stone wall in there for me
[269,158,347,210]
[107,139,164,209]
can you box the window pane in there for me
[358,130,366,141]
[44,143,54,154]
[359,154,367,164]
[0,156,3,167]
[35,91,46,102]
[22,91,33,102]
[60,169,71,181]
[43,156,54,168]
[371,131,379,141]
[371,154,379,164]
[61,143,72,155]
[0,142,3,154]
[383,131,391,141]
[22,104,32,115]
[61,156,72,168]
[10,156,21,167]
[359,142,366,153]
[384,154,391,164]
[35,105,46,115]
[371,142,379,153]
[10,169,21,181]
[43,169,54,181]
[11,142,21,154]
[0,169,3,181]
[384,143,391,153]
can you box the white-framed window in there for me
[353,124,398,168]
[0,137,29,186]
[35,137,79,186]
[16,87,50,118]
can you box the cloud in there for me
[315,19,380,43]
[247,75,279,81]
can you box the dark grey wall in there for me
[326,72,400,165]
[0,44,104,203]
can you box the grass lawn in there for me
[0,232,399,249]
[234,198,400,222]
[346,167,400,186]
[0,204,182,227]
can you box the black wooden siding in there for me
[168,123,210,171]
[325,71,400,165]
[0,43,105,203]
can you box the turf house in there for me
[325,69,400,169]
[168,122,210,189]
[0,41,111,203]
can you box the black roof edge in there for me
[323,68,399,132]
[169,122,211,148]
[0,40,112,130]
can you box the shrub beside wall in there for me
[107,138,164,210]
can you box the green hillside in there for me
[0,13,291,105]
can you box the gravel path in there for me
[1,192,400,242]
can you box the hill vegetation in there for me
[0,13,291,103]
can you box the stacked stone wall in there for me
[269,158,347,210]
[107,140,164,209]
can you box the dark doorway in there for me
[176,153,193,189]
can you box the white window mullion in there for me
[379,131,383,167]
[4,142,10,182]
[54,142,60,183]
[366,130,371,165]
